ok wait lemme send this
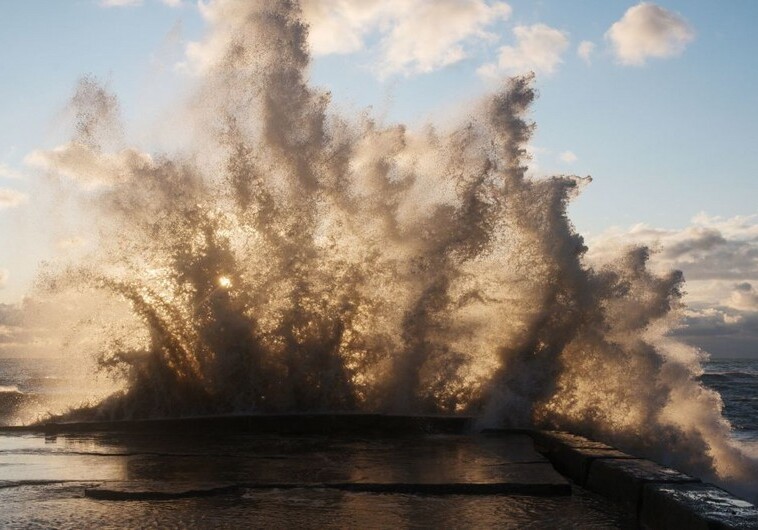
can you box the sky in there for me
[0,0,757,356]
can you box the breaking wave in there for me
[26,1,756,500]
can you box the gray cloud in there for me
[662,227,726,259]
[673,305,758,358]
[588,214,758,358]
[726,282,758,312]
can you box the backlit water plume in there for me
[28,1,756,500]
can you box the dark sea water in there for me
[701,358,758,443]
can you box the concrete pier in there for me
[0,415,755,528]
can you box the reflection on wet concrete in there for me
[0,431,635,528]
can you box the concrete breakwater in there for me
[0,414,755,529]
[526,430,758,529]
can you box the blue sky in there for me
[1,1,757,355]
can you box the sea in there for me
[1,356,757,441]
[700,358,758,444]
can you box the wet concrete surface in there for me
[1,432,568,493]
[0,429,635,528]
[535,430,758,529]
[641,483,758,530]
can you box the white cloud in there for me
[0,188,27,209]
[577,40,595,65]
[25,142,152,187]
[559,150,577,163]
[99,0,143,6]
[478,23,569,78]
[302,1,385,56]
[374,1,512,76]
[0,270,7,289]
[186,0,511,77]
[605,2,694,66]
[161,0,181,6]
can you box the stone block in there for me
[641,482,758,530]
[586,458,699,514]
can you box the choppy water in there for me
[701,359,758,443]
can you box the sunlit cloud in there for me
[372,1,511,77]
[606,2,694,66]
[185,0,511,77]
[0,188,28,209]
[478,23,569,78]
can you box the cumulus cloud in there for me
[587,213,758,357]
[372,0,511,76]
[0,188,28,209]
[588,214,758,279]
[478,23,569,78]
[577,40,595,65]
[186,0,511,76]
[606,2,694,66]
[25,143,152,187]
[726,282,758,312]
[559,150,577,163]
